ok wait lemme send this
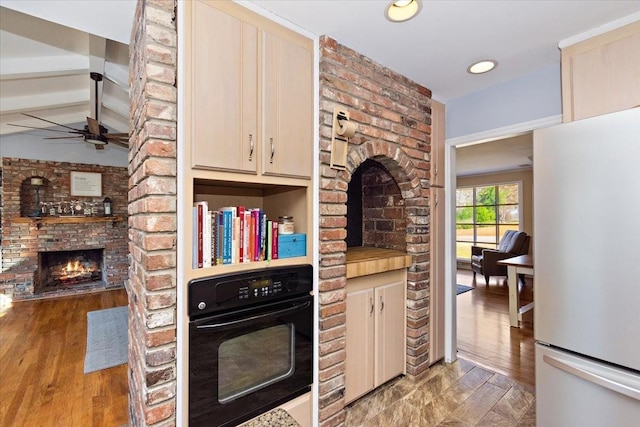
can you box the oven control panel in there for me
[238,277,285,300]
[188,264,313,317]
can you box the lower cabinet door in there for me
[345,287,375,403]
[375,280,406,386]
[345,270,407,404]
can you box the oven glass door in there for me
[189,294,313,427]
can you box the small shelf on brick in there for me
[13,216,124,226]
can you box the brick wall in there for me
[0,158,128,299]
[361,160,407,251]
[318,36,433,426]
[127,0,178,425]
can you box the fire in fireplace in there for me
[36,249,105,291]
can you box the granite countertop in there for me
[345,246,413,279]
[239,408,301,427]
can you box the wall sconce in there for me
[330,108,357,170]
[28,177,44,217]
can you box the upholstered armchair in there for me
[471,230,530,285]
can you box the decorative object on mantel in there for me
[103,197,112,216]
[34,199,104,218]
[27,177,44,217]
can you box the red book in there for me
[194,202,206,268]
[251,209,261,261]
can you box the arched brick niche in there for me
[318,36,433,427]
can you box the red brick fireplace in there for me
[35,248,105,293]
[0,158,128,300]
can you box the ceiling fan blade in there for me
[6,123,84,135]
[104,132,129,138]
[95,144,105,150]
[21,113,84,132]
[87,117,101,135]
[43,136,84,140]
[109,140,129,148]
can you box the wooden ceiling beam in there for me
[0,55,88,81]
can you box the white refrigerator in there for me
[533,108,640,426]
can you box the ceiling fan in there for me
[7,72,129,150]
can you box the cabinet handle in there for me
[369,297,374,316]
[270,137,275,163]
[435,195,438,207]
[435,166,438,177]
[248,134,254,161]
[380,295,384,313]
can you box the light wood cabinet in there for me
[181,4,315,425]
[345,270,406,404]
[183,0,315,281]
[262,30,314,178]
[561,20,640,122]
[430,100,445,187]
[429,187,445,365]
[190,1,258,173]
[189,0,313,179]
[278,392,312,427]
[429,99,445,365]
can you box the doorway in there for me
[443,117,560,385]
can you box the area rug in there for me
[84,306,128,374]
[456,284,473,295]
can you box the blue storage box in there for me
[278,233,306,258]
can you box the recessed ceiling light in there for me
[385,0,422,23]
[467,60,498,74]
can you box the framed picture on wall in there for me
[70,171,102,197]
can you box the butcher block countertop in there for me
[346,247,413,279]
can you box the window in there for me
[456,183,521,260]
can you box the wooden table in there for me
[497,255,534,328]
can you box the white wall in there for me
[446,63,562,140]
[1,0,135,45]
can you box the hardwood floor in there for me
[0,289,129,427]
[456,269,535,386]
[0,272,534,426]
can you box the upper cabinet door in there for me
[561,21,640,122]
[430,100,445,187]
[262,30,313,179]
[191,1,258,173]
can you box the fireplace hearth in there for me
[36,249,105,292]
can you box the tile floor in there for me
[345,359,535,427]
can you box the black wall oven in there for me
[188,264,313,427]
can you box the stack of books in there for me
[192,202,279,268]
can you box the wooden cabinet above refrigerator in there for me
[561,20,640,122]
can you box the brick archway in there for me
[318,36,432,426]
[318,142,431,426]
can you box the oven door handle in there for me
[196,300,311,330]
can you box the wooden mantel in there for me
[12,216,124,228]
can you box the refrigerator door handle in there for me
[543,354,640,401]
